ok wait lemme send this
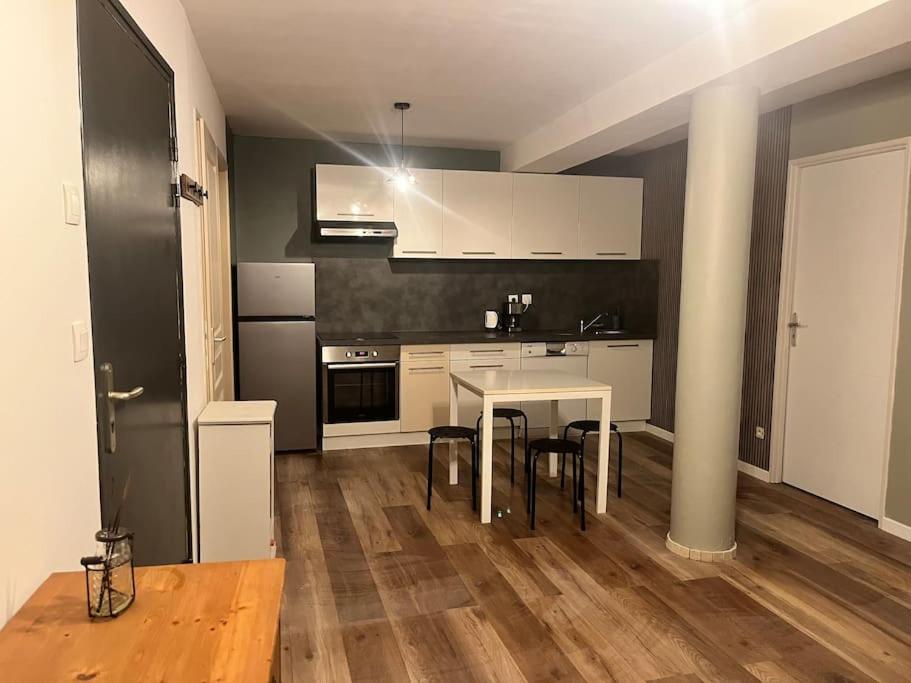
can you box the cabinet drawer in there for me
[401,344,450,362]
[450,343,520,360]
[400,360,451,433]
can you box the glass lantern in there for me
[80,528,136,618]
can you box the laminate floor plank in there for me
[275,433,911,682]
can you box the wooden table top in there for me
[0,559,285,682]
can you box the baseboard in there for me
[737,460,771,483]
[880,517,911,542]
[644,423,675,442]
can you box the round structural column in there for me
[667,84,759,562]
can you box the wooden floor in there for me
[275,433,911,682]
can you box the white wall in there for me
[0,0,224,625]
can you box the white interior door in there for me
[198,117,233,401]
[781,144,909,518]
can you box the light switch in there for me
[63,183,82,225]
[72,321,89,362]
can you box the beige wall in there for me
[0,0,224,625]
[790,69,911,527]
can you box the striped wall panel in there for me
[567,108,791,467]
[635,142,688,432]
[738,107,792,469]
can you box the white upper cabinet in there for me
[393,168,443,257]
[441,170,512,259]
[315,164,394,222]
[579,176,643,259]
[511,174,580,259]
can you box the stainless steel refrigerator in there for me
[237,262,317,450]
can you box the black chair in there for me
[562,419,623,497]
[526,438,583,530]
[426,426,478,511]
[476,407,528,484]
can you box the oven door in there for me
[322,361,399,424]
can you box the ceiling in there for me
[181,0,757,150]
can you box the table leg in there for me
[449,376,459,485]
[548,400,559,477]
[596,391,612,514]
[481,397,494,523]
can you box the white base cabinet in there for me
[586,340,653,421]
[198,401,276,562]
[400,345,451,432]
[450,344,521,426]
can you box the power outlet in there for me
[755,426,766,440]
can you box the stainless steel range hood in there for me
[317,222,398,239]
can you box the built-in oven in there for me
[321,345,400,424]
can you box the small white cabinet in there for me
[393,168,443,258]
[316,164,394,222]
[198,400,276,562]
[580,176,643,259]
[512,173,580,259]
[586,340,652,421]
[442,170,512,258]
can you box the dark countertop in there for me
[317,328,656,347]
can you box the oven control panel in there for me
[321,345,400,364]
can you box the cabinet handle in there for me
[596,251,627,256]
[462,251,496,255]
[409,351,445,356]
[531,251,563,255]
[401,250,438,254]
[607,344,640,348]
[469,364,504,369]
[336,212,375,217]
[409,366,445,371]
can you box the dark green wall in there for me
[229,135,500,263]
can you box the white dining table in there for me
[449,368,612,524]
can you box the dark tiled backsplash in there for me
[314,257,658,334]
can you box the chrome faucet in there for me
[580,313,605,334]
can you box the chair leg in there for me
[616,430,623,498]
[426,437,435,510]
[530,453,538,530]
[578,453,586,531]
[522,414,530,474]
[571,451,577,512]
[526,448,533,514]
[471,437,477,512]
[560,452,566,489]
[508,417,516,485]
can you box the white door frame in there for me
[195,111,235,401]
[769,137,911,527]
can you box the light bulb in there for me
[395,173,409,190]
[408,173,417,185]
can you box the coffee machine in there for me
[502,299,526,333]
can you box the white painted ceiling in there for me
[181,0,757,150]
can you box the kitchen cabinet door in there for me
[450,357,521,426]
[400,359,451,433]
[512,173,580,259]
[580,176,642,259]
[393,168,443,257]
[586,340,652,421]
[315,164,394,222]
[442,170,512,258]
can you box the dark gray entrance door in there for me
[77,0,190,565]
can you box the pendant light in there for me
[390,101,416,188]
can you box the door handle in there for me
[108,386,145,401]
[788,312,807,347]
[214,335,227,342]
[99,362,144,454]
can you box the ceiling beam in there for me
[501,0,911,172]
